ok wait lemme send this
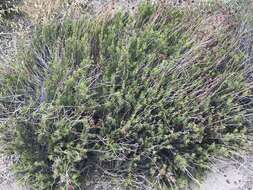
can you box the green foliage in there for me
[0,0,21,32]
[0,2,251,189]
[0,0,20,19]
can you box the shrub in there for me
[0,2,252,189]
[0,0,20,18]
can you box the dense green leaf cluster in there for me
[0,0,20,19]
[0,2,251,189]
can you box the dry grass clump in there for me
[20,0,63,24]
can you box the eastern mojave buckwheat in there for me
[0,1,252,189]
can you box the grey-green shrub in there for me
[0,2,252,190]
[0,0,20,19]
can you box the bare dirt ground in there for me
[188,156,253,190]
